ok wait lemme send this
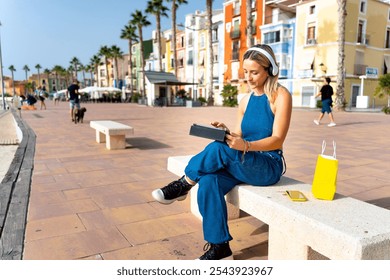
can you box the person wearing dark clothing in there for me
[66,80,81,121]
[313,77,336,127]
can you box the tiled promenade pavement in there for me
[19,101,390,260]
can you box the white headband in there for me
[246,47,279,76]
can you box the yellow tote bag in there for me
[312,140,338,200]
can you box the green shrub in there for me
[375,74,390,114]
[198,96,207,104]
[221,84,238,107]
[131,93,140,103]
[382,106,390,114]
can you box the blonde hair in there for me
[243,44,279,103]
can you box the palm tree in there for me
[52,65,65,90]
[85,64,94,87]
[90,54,102,86]
[43,68,51,91]
[70,57,81,81]
[99,45,112,86]
[335,0,347,110]
[167,0,188,78]
[131,10,151,99]
[23,65,30,81]
[79,63,86,88]
[146,0,168,72]
[66,66,74,86]
[110,45,124,88]
[35,64,42,87]
[206,0,214,104]
[120,23,138,96]
[8,65,16,96]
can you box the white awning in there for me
[299,50,315,70]
[384,56,390,68]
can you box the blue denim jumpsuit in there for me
[184,93,285,244]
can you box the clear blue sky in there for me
[0,0,224,80]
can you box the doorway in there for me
[350,85,360,107]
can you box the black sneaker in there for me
[152,176,193,204]
[198,242,234,260]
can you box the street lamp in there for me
[0,21,5,110]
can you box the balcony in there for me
[354,64,367,76]
[357,33,370,45]
[306,38,317,45]
[230,29,241,39]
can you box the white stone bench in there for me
[167,155,390,260]
[90,120,134,150]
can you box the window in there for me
[384,56,390,74]
[354,51,366,75]
[212,27,218,42]
[251,0,256,9]
[188,32,193,47]
[232,41,240,60]
[281,54,291,70]
[178,52,184,67]
[231,18,240,39]
[200,34,205,49]
[213,45,218,62]
[386,27,390,48]
[233,0,240,15]
[302,86,315,107]
[306,22,316,44]
[309,5,316,15]
[200,51,205,66]
[264,31,280,44]
[283,28,293,42]
[360,0,367,14]
[357,19,367,44]
[188,50,193,65]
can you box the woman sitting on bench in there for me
[152,44,292,260]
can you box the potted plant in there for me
[374,73,390,114]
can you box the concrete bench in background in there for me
[90,120,134,150]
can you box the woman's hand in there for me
[210,121,230,134]
[225,133,246,151]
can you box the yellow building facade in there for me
[293,0,390,108]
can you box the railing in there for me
[354,64,367,75]
[230,29,241,39]
[357,33,370,45]
[306,38,317,45]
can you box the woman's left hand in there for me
[225,133,246,151]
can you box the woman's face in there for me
[243,59,269,93]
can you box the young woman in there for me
[152,44,292,260]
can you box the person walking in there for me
[35,86,47,110]
[313,77,336,127]
[151,44,292,260]
[66,80,81,121]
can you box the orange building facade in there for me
[223,0,264,93]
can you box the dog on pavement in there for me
[73,107,87,124]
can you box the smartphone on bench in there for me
[285,190,308,202]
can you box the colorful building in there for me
[223,0,264,94]
[293,0,390,108]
